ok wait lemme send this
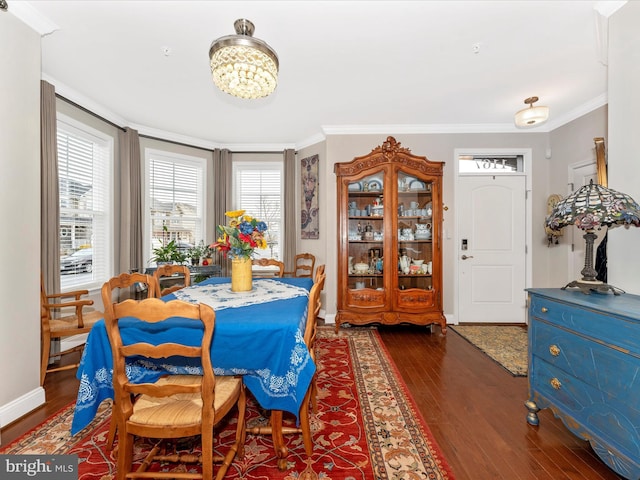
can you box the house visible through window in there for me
[146,149,205,265]
[57,115,113,290]
[233,160,283,260]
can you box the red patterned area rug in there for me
[1,327,454,479]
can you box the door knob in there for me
[461,255,474,260]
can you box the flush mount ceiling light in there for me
[514,96,549,128]
[209,19,279,99]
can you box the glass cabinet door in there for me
[346,173,385,291]
[396,169,433,291]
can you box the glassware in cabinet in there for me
[396,169,433,291]
[347,174,385,291]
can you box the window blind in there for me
[147,151,205,263]
[57,118,112,290]
[233,161,283,260]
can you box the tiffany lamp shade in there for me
[545,180,640,294]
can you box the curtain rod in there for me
[57,94,125,132]
[139,133,214,153]
[56,94,296,155]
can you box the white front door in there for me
[458,175,527,323]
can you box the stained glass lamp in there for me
[545,180,640,295]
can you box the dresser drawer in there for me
[530,295,640,358]
[531,319,640,403]
[531,357,640,460]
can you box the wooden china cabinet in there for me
[334,136,446,333]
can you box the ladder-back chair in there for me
[105,297,246,480]
[153,264,191,296]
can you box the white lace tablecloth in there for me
[173,278,308,310]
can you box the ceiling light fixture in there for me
[209,19,279,99]
[514,96,549,128]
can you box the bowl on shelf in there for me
[353,262,369,274]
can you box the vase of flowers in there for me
[211,210,268,292]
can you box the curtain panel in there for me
[212,148,231,276]
[283,149,296,272]
[117,127,143,275]
[40,80,60,293]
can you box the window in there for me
[146,149,206,265]
[57,115,113,290]
[458,154,524,174]
[233,160,283,260]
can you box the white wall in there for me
[607,1,640,294]
[0,12,45,432]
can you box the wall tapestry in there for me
[301,154,319,239]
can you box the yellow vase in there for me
[231,257,253,292]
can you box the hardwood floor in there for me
[1,324,624,479]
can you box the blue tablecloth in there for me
[71,276,314,435]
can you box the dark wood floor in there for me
[1,324,624,479]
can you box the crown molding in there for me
[8,1,58,35]
[594,1,627,17]
[322,123,543,135]
[44,74,129,127]
[44,75,608,148]
[295,133,326,151]
[544,93,608,131]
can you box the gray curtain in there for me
[212,148,231,276]
[40,80,60,294]
[283,149,296,271]
[117,127,143,274]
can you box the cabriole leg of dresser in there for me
[525,399,540,426]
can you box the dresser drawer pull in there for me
[549,345,560,356]
[550,378,562,390]
[541,307,549,313]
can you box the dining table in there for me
[71,275,315,469]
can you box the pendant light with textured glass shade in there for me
[209,19,279,99]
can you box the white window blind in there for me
[146,150,205,264]
[57,116,112,290]
[233,161,283,260]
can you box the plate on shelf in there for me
[348,182,362,192]
[368,180,382,191]
[398,176,415,191]
[409,180,426,190]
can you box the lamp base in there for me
[562,279,623,296]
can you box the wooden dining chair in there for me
[101,272,160,450]
[285,253,316,278]
[307,269,326,414]
[40,276,104,386]
[153,264,191,296]
[251,258,285,277]
[247,272,325,457]
[104,297,246,480]
[314,263,325,285]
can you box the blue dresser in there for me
[526,288,640,480]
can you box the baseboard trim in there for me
[324,312,336,324]
[60,333,88,352]
[0,387,46,435]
